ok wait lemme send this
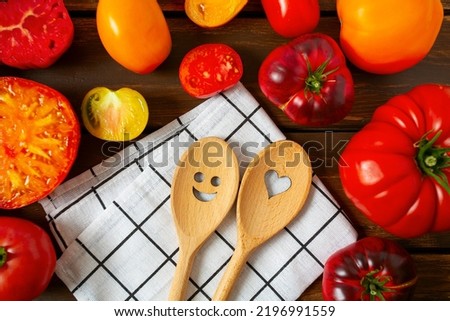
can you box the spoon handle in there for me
[212,243,250,301]
[168,248,196,301]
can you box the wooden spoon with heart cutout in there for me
[168,137,239,300]
[212,140,312,300]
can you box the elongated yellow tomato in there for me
[96,0,172,74]
[81,87,149,141]
[337,0,443,74]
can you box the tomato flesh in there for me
[0,0,74,69]
[179,43,243,98]
[0,77,80,209]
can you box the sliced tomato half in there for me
[0,77,80,209]
[179,43,243,98]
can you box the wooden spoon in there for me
[168,137,239,300]
[212,140,312,300]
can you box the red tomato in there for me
[96,0,172,74]
[0,0,74,69]
[179,43,243,98]
[262,0,320,38]
[323,237,417,301]
[337,0,443,74]
[0,217,56,300]
[258,33,354,126]
[0,77,80,209]
[339,85,450,238]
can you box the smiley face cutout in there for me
[171,137,240,238]
[193,171,222,202]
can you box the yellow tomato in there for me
[96,0,172,74]
[337,0,443,74]
[81,87,149,141]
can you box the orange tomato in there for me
[96,0,172,74]
[337,0,443,74]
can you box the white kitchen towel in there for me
[40,82,357,301]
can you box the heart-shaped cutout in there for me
[264,170,292,198]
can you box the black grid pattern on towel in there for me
[47,88,354,301]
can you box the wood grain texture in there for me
[0,0,449,301]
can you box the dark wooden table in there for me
[1,0,449,301]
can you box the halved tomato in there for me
[0,77,80,209]
[179,43,243,98]
[81,87,149,141]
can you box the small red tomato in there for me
[262,0,320,38]
[179,43,243,98]
[0,217,57,300]
[0,77,80,209]
[259,33,354,126]
[322,237,417,301]
[0,0,74,69]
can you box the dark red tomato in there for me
[322,237,417,301]
[339,85,450,238]
[0,77,80,209]
[259,33,354,126]
[179,43,243,98]
[0,0,74,69]
[262,0,320,38]
[0,217,56,300]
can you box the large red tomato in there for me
[0,217,56,300]
[337,0,443,74]
[96,0,172,74]
[0,0,74,69]
[339,85,450,238]
[262,0,320,38]
[0,77,80,209]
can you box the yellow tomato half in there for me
[81,87,149,141]
[337,0,443,74]
[96,0,172,74]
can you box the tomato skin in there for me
[337,0,443,74]
[96,0,172,74]
[179,44,243,99]
[0,0,74,69]
[258,33,354,126]
[0,77,80,209]
[322,237,417,301]
[261,0,320,38]
[81,87,149,141]
[339,85,450,238]
[0,217,56,300]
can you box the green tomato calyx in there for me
[415,130,450,194]
[0,246,7,268]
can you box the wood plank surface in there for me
[0,0,449,301]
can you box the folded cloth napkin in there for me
[40,82,357,301]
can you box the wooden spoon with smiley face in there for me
[168,137,239,300]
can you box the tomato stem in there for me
[0,246,6,268]
[415,130,450,194]
[304,56,339,95]
[360,268,417,300]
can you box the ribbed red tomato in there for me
[323,237,417,301]
[259,33,354,126]
[339,84,450,238]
